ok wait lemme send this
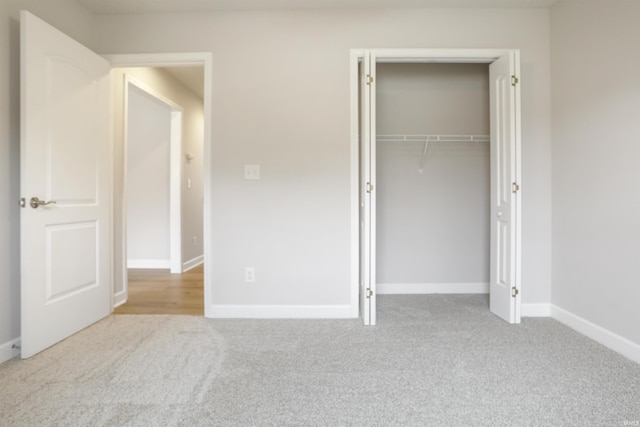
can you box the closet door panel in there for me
[360,51,377,326]
[489,53,520,324]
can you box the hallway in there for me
[114,266,204,315]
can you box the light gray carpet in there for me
[1,295,639,426]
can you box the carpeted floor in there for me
[1,295,639,426]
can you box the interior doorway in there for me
[106,55,211,316]
[112,70,206,316]
[351,49,522,326]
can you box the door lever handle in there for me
[30,197,56,209]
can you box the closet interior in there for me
[375,62,491,294]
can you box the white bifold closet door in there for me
[489,52,521,324]
[359,49,521,326]
[360,51,377,326]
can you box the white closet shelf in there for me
[377,134,490,173]
[377,134,490,143]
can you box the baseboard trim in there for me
[521,303,551,317]
[127,259,170,269]
[377,282,489,294]
[183,255,204,272]
[209,304,358,319]
[0,337,21,364]
[113,290,127,308]
[551,305,640,364]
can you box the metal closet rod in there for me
[376,134,490,173]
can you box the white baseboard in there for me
[377,282,489,294]
[127,259,170,269]
[551,305,640,364]
[183,255,204,272]
[0,337,21,364]
[521,303,551,317]
[209,304,358,319]
[113,290,127,308]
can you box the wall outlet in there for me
[245,267,255,283]
[192,236,197,247]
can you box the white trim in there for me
[127,259,170,269]
[169,109,183,273]
[349,50,360,327]
[521,303,551,317]
[183,254,204,272]
[0,338,21,364]
[377,282,489,294]
[512,49,523,323]
[551,305,640,364]
[105,52,213,317]
[209,305,357,319]
[113,290,127,308]
[367,48,512,62]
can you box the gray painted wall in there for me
[92,8,552,308]
[551,0,640,345]
[376,63,490,286]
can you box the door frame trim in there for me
[349,48,522,324]
[105,52,213,317]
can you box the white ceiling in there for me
[78,0,560,15]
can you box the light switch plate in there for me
[244,164,260,180]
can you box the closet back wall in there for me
[376,63,490,291]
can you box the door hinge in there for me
[366,74,374,85]
[366,182,374,193]
[511,75,519,86]
[512,287,519,298]
[512,182,520,194]
[366,288,373,299]
[19,198,26,208]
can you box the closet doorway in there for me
[350,49,522,326]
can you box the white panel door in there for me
[489,52,521,324]
[360,51,377,325]
[20,11,112,358]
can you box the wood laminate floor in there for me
[114,265,204,315]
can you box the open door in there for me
[489,52,521,324]
[360,51,377,325]
[20,11,112,358]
